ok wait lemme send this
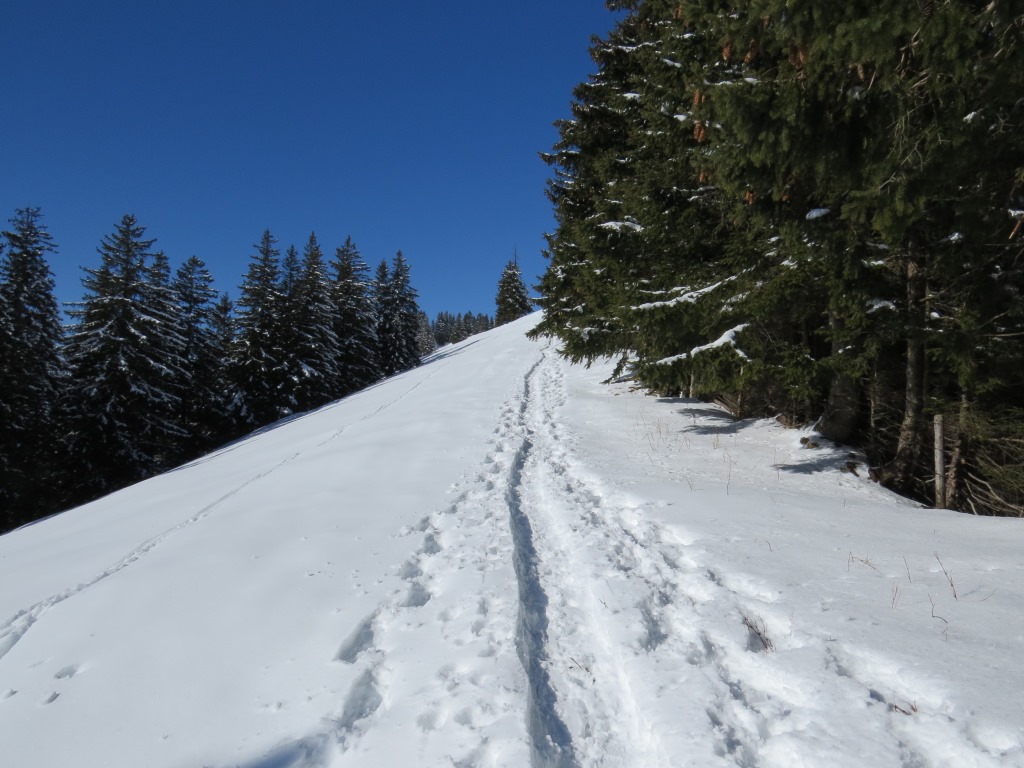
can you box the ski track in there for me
[0,451,302,666]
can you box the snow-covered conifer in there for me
[230,229,290,427]
[495,258,532,326]
[330,237,381,394]
[0,208,65,528]
[62,215,183,503]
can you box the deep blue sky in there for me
[2,1,620,319]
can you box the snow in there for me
[868,299,898,313]
[599,221,644,233]
[633,276,737,311]
[654,324,750,366]
[2,313,1023,767]
[805,208,831,220]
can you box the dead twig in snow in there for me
[934,552,958,600]
[890,698,919,716]
[848,552,879,572]
[929,594,950,640]
[742,614,775,652]
[569,656,595,683]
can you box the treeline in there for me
[431,311,495,347]
[532,2,1024,514]
[0,210,492,533]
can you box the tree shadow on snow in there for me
[659,399,863,477]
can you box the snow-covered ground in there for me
[1,314,1022,768]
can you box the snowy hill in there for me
[1,314,1022,768]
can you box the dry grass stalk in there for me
[742,614,775,652]
[934,552,958,600]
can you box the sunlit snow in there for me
[1,314,1022,767]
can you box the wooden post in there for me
[934,414,946,509]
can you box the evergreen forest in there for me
[531,1,1024,515]
[0,209,496,534]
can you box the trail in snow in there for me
[496,344,1011,767]
[226,338,1018,768]
[0,451,303,666]
[2,317,1021,768]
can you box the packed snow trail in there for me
[1,315,1022,767]
[508,348,669,768]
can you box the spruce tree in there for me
[373,252,421,377]
[231,230,289,427]
[141,250,189,461]
[274,243,303,416]
[432,311,455,346]
[415,310,437,357]
[534,0,1024,513]
[373,259,399,376]
[210,292,243,441]
[495,258,532,325]
[330,236,381,395]
[0,208,65,528]
[62,215,183,503]
[389,251,421,373]
[288,233,340,411]
[171,255,230,459]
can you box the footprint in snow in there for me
[403,582,432,608]
[335,613,377,664]
[53,664,79,680]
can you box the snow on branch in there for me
[600,220,645,233]
[653,324,749,366]
[632,276,736,311]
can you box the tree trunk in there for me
[876,254,926,492]
[819,313,860,444]
[820,374,860,444]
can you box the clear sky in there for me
[2,1,620,319]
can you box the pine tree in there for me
[432,311,455,346]
[373,254,421,377]
[231,230,289,427]
[373,259,399,376]
[171,255,230,459]
[534,0,1024,513]
[210,292,243,441]
[330,236,381,395]
[415,310,437,357]
[141,250,189,461]
[495,258,532,325]
[288,233,340,411]
[62,215,183,503]
[388,251,421,373]
[274,243,303,415]
[0,208,65,528]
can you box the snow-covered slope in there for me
[1,314,1022,768]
